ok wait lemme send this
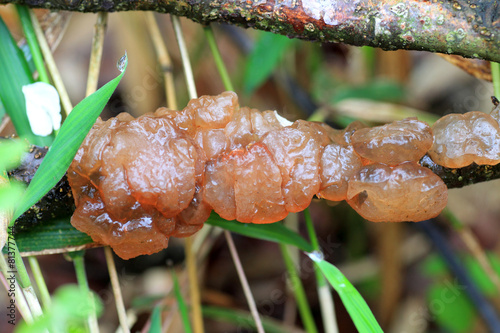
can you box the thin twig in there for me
[104,246,130,333]
[144,12,177,110]
[171,15,197,99]
[224,230,265,333]
[28,8,73,115]
[0,253,34,324]
[86,12,108,96]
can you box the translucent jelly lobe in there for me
[346,162,447,222]
[204,143,287,223]
[428,112,500,168]
[351,118,433,165]
[68,112,207,259]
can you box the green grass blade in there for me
[148,305,162,333]
[10,54,128,225]
[310,253,383,333]
[244,31,295,94]
[206,213,313,252]
[202,305,292,333]
[0,16,52,146]
[172,270,193,333]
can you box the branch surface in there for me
[1,0,499,62]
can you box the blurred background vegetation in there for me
[0,4,499,333]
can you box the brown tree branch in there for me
[1,0,499,62]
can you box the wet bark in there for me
[1,0,499,62]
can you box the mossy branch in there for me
[1,0,499,62]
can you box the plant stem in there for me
[72,251,99,333]
[104,246,130,333]
[171,15,197,99]
[279,243,318,333]
[86,12,108,97]
[304,209,338,333]
[144,12,177,110]
[28,8,73,116]
[27,256,51,310]
[16,5,50,83]
[203,25,235,92]
[492,62,500,98]
[224,230,265,333]
[0,253,34,324]
[185,237,204,333]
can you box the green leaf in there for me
[244,31,295,94]
[0,16,52,146]
[16,285,103,333]
[310,254,383,333]
[427,283,474,333]
[0,139,27,172]
[10,54,128,225]
[202,305,291,333]
[173,270,192,333]
[148,306,162,333]
[0,181,26,212]
[206,212,313,252]
[9,217,93,254]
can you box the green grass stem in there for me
[492,62,500,99]
[279,243,318,333]
[204,26,235,92]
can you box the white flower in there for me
[22,82,61,136]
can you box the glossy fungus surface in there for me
[351,118,433,165]
[428,112,500,168]
[346,162,448,222]
[69,92,464,259]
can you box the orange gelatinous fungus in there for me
[346,162,448,223]
[428,112,500,168]
[351,118,433,165]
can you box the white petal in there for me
[22,82,61,136]
[274,111,293,127]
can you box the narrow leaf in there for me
[172,270,192,333]
[310,253,383,333]
[206,212,313,252]
[9,217,92,254]
[10,54,128,224]
[0,16,52,146]
[244,31,294,94]
[148,306,162,333]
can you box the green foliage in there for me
[0,140,27,212]
[10,54,128,225]
[0,16,52,146]
[15,285,103,333]
[173,270,192,333]
[311,253,383,333]
[148,306,162,333]
[244,31,295,94]
[421,253,500,332]
[12,217,92,254]
[427,283,475,333]
[206,212,313,252]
